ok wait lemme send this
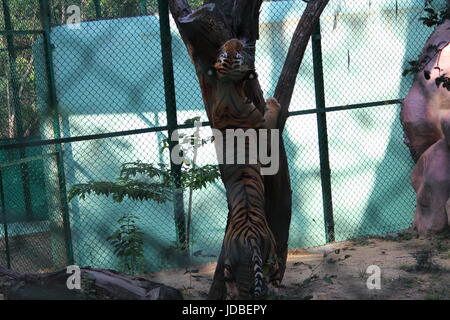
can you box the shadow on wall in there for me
[263,1,326,248]
[359,3,435,235]
[312,0,437,240]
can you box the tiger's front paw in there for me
[265,97,281,114]
[264,97,281,129]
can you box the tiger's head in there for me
[212,39,256,82]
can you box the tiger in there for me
[207,39,281,299]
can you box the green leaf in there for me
[184,117,201,126]
[322,276,334,284]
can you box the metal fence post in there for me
[157,0,187,249]
[39,0,74,265]
[93,0,102,19]
[140,0,147,15]
[0,169,11,269]
[312,22,335,243]
[1,0,34,222]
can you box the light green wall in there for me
[32,0,443,271]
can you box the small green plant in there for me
[399,264,412,271]
[160,117,220,253]
[412,250,438,272]
[357,267,367,280]
[68,117,221,259]
[67,162,172,204]
[400,250,443,273]
[107,214,145,275]
[424,286,450,300]
[262,256,283,278]
[394,276,418,289]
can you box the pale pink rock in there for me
[411,138,450,234]
[403,21,450,234]
[401,20,450,162]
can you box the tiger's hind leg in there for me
[264,97,281,130]
[224,261,239,300]
[262,239,282,299]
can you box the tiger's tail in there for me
[251,239,264,297]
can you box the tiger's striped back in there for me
[222,163,279,299]
[212,39,281,299]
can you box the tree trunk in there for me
[167,0,328,299]
[0,267,183,300]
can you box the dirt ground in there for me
[145,230,450,300]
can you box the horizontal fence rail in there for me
[0,99,403,151]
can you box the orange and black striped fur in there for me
[210,39,281,299]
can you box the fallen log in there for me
[0,267,183,300]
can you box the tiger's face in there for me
[214,39,256,82]
[214,39,247,75]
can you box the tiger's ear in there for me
[245,70,258,81]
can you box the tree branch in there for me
[168,0,266,116]
[274,0,329,131]
[178,4,232,67]
[204,0,263,46]
[167,0,192,20]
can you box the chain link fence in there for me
[0,0,446,274]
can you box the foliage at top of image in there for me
[403,1,450,91]
[419,0,450,27]
[0,0,42,140]
[96,0,204,18]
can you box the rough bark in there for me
[0,267,183,300]
[168,0,329,299]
